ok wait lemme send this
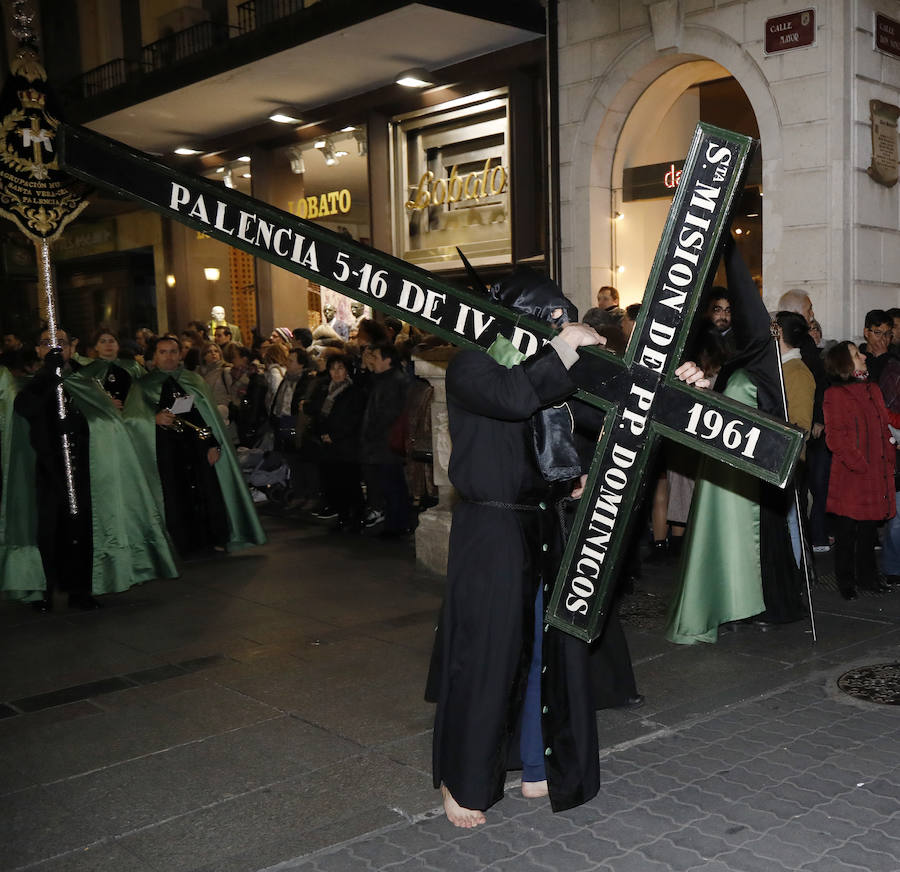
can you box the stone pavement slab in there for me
[3,516,900,872]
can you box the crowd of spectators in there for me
[0,304,444,610]
[593,274,900,607]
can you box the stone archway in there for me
[561,25,784,314]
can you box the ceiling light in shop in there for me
[242,173,251,179]
[223,168,235,188]
[616,265,625,273]
[321,141,338,166]
[174,146,202,155]
[396,67,434,88]
[269,107,302,124]
[215,167,225,173]
[340,126,356,133]
[314,140,327,149]
[334,150,349,158]
[238,155,251,163]
[288,148,306,174]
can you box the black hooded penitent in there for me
[457,248,579,330]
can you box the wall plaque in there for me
[875,13,900,59]
[764,9,816,54]
[868,99,900,188]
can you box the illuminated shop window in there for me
[392,90,511,271]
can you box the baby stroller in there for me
[237,446,292,509]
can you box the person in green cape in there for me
[666,239,805,644]
[124,335,266,557]
[0,362,46,600]
[78,328,145,407]
[14,328,179,611]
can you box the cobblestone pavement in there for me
[273,676,900,872]
[2,514,899,872]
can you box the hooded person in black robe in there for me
[14,329,93,610]
[426,263,708,827]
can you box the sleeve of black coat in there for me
[447,344,577,421]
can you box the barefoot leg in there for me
[441,784,486,828]
[521,779,549,799]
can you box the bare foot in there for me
[441,784,486,828]
[522,779,549,799]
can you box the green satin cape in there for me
[665,369,764,644]
[0,367,46,598]
[60,370,179,593]
[78,357,146,383]
[124,367,266,552]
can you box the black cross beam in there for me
[57,121,802,643]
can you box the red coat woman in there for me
[824,341,900,598]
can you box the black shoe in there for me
[751,619,775,631]
[647,540,668,562]
[378,528,412,539]
[622,694,645,708]
[69,593,102,610]
[31,597,52,613]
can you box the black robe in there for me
[426,343,632,813]
[14,361,92,595]
[156,376,229,555]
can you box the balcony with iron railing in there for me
[142,20,232,73]
[61,0,544,122]
[236,0,308,34]
[67,57,130,100]
[65,0,310,104]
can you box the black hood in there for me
[458,248,578,328]
[488,267,578,329]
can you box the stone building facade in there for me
[556,0,900,340]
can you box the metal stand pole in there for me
[771,324,817,642]
[35,237,78,516]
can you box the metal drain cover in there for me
[837,663,900,705]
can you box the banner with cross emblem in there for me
[56,120,803,642]
[0,48,89,243]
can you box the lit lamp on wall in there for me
[204,267,221,305]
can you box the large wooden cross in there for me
[57,121,802,643]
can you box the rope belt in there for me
[463,498,543,512]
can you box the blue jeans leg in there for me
[520,586,545,783]
[881,491,900,575]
